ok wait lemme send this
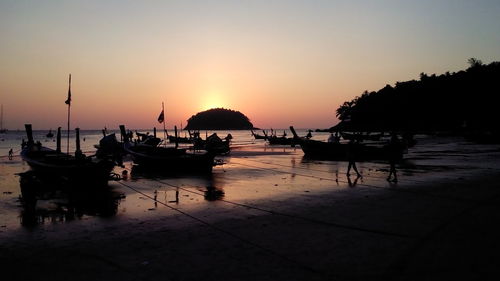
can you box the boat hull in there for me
[124,143,215,173]
[267,137,297,146]
[299,140,401,161]
[21,146,114,185]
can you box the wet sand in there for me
[1,136,500,280]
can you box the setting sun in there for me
[199,90,228,111]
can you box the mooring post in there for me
[75,128,82,158]
[56,127,62,153]
[119,125,127,142]
[25,124,34,145]
[174,126,178,149]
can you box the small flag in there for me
[157,109,164,123]
[65,74,72,105]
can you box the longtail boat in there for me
[21,124,116,185]
[290,126,404,161]
[120,125,216,173]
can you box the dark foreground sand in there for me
[2,168,500,281]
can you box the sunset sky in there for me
[1,0,500,130]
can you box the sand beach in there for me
[1,131,500,281]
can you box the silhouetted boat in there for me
[193,133,231,155]
[266,135,297,146]
[135,130,163,146]
[265,130,297,146]
[290,126,404,161]
[120,125,216,173]
[46,129,54,138]
[251,130,267,140]
[168,134,192,144]
[21,125,116,185]
[340,132,384,141]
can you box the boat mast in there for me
[65,74,72,155]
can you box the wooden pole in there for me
[67,102,71,154]
[66,74,71,155]
[25,124,33,145]
[56,127,61,153]
[119,125,127,143]
[174,125,178,149]
[75,127,81,157]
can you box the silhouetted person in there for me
[387,133,401,182]
[8,148,13,160]
[328,132,340,143]
[347,174,360,187]
[328,133,335,143]
[347,139,361,177]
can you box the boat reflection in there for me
[130,165,226,202]
[129,164,215,180]
[19,171,125,227]
[204,185,225,201]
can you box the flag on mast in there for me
[65,74,72,105]
[157,109,165,123]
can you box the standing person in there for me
[347,139,362,177]
[387,133,401,182]
[306,130,312,139]
[328,133,335,143]
[8,148,13,160]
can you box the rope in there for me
[228,158,496,205]
[0,148,21,159]
[119,165,413,238]
[238,156,434,185]
[115,180,322,275]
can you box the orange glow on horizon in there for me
[198,89,230,111]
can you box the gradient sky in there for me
[1,0,500,130]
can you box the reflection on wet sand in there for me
[19,171,125,227]
[130,164,215,180]
[126,164,227,205]
[204,185,225,201]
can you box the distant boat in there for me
[340,132,384,142]
[266,135,297,146]
[193,132,231,155]
[21,125,116,186]
[251,130,267,140]
[168,135,191,144]
[290,126,404,161]
[0,104,6,133]
[46,129,54,138]
[265,130,297,146]
[120,125,216,173]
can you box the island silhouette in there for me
[184,108,255,130]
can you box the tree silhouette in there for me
[333,59,500,133]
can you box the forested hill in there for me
[334,59,500,132]
[185,108,255,130]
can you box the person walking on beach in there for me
[8,148,13,160]
[387,133,402,182]
[347,139,362,177]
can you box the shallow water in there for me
[1,129,499,233]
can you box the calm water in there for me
[1,128,499,233]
